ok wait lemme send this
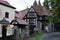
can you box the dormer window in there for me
[27,7,36,16]
[5,12,9,18]
[28,13,36,16]
[29,19,36,24]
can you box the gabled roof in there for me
[33,0,41,15]
[19,8,29,18]
[25,6,37,17]
[19,0,51,17]
[39,6,52,16]
[0,0,16,9]
[33,0,51,16]
[17,19,28,26]
[15,11,24,20]
[15,11,28,25]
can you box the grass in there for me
[30,33,44,39]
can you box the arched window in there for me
[5,12,9,18]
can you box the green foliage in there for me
[43,0,50,9]
[51,0,60,22]
[30,33,43,39]
[44,0,60,23]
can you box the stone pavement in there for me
[39,32,60,40]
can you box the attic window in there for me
[5,12,9,18]
[28,13,36,16]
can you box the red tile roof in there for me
[17,19,28,25]
[39,6,52,16]
[33,0,41,15]
[15,11,28,25]
[0,0,16,9]
[33,0,52,16]
[15,11,23,20]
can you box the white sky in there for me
[7,0,44,11]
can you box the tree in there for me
[51,0,60,22]
[43,0,50,9]
[43,0,53,22]
[44,0,60,23]
[44,0,60,29]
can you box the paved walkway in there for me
[39,32,60,40]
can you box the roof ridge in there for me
[0,0,16,9]
[20,8,29,12]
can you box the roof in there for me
[39,6,52,16]
[0,18,10,24]
[15,11,28,25]
[11,18,28,26]
[19,0,52,16]
[19,8,29,17]
[15,11,24,19]
[0,0,16,9]
[17,19,28,26]
[33,0,51,16]
[33,0,41,15]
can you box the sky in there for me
[7,0,44,11]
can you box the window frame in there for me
[5,12,9,18]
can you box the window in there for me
[28,13,36,16]
[26,19,29,23]
[26,19,29,22]
[29,19,36,24]
[39,17,42,20]
[28,7,36,16]
[42,16,46,20]
[5,12,9,18]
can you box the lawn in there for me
[30,33,44,39]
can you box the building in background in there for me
[14,11,28,38]
[19,0,52,34]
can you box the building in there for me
[0,0,16,39]
[15,11,28,38]
[0,0,28,39]
[0,0,16,21]
[19,0,52,34]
